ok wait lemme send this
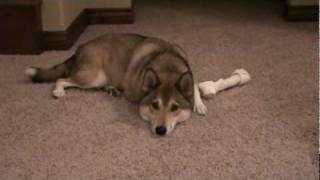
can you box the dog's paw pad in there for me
[25,67,37,77]
[105,86,122,97]
[194,103,207,115]
[52,89,65,98]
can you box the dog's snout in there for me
[155,126,167,136]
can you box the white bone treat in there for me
[198,69,251,98]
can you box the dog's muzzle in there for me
[155,126,167,136]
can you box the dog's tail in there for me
[25,55,76,83]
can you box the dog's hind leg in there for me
[53,69,109,98]
[193,84,207,115]
[52,78,79,98]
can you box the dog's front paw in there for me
[104,86,122,97]
[194,102,207,115]
[52,89,65,98]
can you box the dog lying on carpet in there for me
[25,33,207,136]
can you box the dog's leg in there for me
[53,78,79,98]
[193,84,207,115]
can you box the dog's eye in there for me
[171,104,179,112]
[151,101,159,110]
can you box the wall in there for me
[287,0,318,6]
[42,0,64,31]
[42,0,132,31]
[60,0,86,31]
[42,0,86,31]
[87,0,132,9]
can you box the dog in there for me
[25,33,207,136]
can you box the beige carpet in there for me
[0,0,318,179]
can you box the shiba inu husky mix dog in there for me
[25,33,207,136]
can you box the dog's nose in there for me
[155,126,167,136]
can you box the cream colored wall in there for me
[288,0,318,6]
[42,0,132,31]
[42,0,85,31]
[88,0,132,8]
[42,0,64,31]
[60,0,86,31]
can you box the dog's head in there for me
[139,63,194,136]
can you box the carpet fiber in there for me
[0,0,318,179]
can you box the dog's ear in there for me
[142,68,160,93]
[172,44,187,59]
[176,72,193,98]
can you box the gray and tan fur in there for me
[25,33,207,136]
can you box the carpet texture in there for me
[0,0,318,179]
